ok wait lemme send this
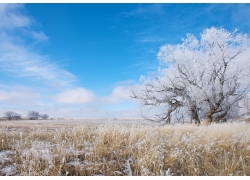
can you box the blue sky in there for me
[1,3,250,118]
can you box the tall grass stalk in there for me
[0,122,250,175]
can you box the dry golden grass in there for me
[0,121,250,176]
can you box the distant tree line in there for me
[3,110,49,121]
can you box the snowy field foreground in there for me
[0,118,145,127]
[0,120,250,176]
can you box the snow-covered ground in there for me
[0,150,17,176]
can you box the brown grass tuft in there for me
[0,122,250,176]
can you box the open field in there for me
[0,118,145,127]
[0,120,250,176]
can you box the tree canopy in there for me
[131,27,250,125]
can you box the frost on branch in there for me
[131,27,250,125]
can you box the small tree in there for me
[27,110,40,120]
[14,113,21,120]
[40,114,49,120]
[4,111,18,121]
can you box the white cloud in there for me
[31,31,48,42]
[0,87,40,103]
[0,83,142,119]
[101,86,132,104]
[52,87,95,104]
[112,86,132,100]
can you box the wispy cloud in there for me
[0,4,77,87]
[0,85,40,103]
[0,4,31,29]
[0,90,39,102]
[136,35,169,43]
[112,80,137,87]
[230,4,250,31]
[0,33,76,86]
[124,59,158,77]
[31,31,48,42]
[121,4,167,17]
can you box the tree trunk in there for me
[166,111,171,125]
[206,112,213,124]
[214,110,228,123]
[166,118,171,124]
[192,110,200,125]
[190,105,200,125]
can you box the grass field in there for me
[0,119,250,176]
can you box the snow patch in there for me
[1,165,16,176]
[0,150,13,164]
[124,158,132,176]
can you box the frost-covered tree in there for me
[13,113,21,120]
[241,93,250,117]
[27,110,40,120]
[40,114,49,120]
[4,111,19,121]
[131,27,250,125]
